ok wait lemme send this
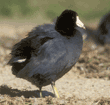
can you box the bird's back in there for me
[8,24,56,75]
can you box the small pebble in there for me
[99,63,104,66]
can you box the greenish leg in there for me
[39,87,43,98]
[51,81,59,98]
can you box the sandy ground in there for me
[0,22,110,105]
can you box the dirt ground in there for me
[0,22,110,105]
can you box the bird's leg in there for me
[39,87,43,98]
[51,81,59,98]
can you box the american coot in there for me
[96,12,110,45]
[8,9,86,98]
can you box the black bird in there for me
[96,11,110,45]
[87,11,110,45]
[8,9,86,98]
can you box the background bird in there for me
[86,11,110,46]
[96,11,110,45]
[8,9,86,98]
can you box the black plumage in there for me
[8,9,86,98]
[97,11,110,45]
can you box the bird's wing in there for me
[8,24,54,65]
[17,38,67,79]
[8,37,33,64]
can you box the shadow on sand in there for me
[0,85,54,98]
